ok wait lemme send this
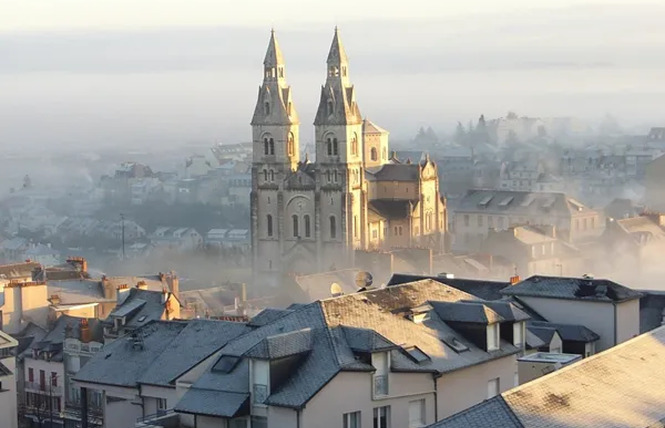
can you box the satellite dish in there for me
[330,282,343,297]
[355,271,373,290]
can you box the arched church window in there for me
[263,169,268,181]
[327,170,331,182]
[287,133,294,156]
[333,138,339,156]
[269,138,275,155]
[326,138,332,156]
[269,170,274,181]
[264,138,269,155]
[264,102,270,116]
[371,148,378,161]
[333,170,338,182]
[351,134,358,155]
[292,215,299,238]
[267,214,273,237]
[330,216,337,239]
[304,215,311,238]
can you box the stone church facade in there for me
[250,29,447,285]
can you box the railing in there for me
[24,382,63,395]
[373,375,389,397]
[137,408,174,423]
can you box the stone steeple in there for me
[314,28,361,126]
[251,29,299,126]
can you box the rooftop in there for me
[501,275,643,303]
[429,325,665,428]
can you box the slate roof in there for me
[387,273,509,301]
[429,325,665,428]
[0,361,12,376]
[139,319,251,386]
[248,308,295,327]
[638,290,665,333]
[47,279,106,305]
[501,275,643,303]
[107,288,171,330]
[369,199,416,220]
[176,279,522,414]
[428,396,523,428]
[430,301,503,324]
[363,119,388,135]
[456,189,593,217]
[0,261,40,280]
[24,315,103,361]
[528,321,599,343]
[366,163,420,182]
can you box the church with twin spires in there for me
[250,29,447,285]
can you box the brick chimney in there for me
[136,280,148,290]
[67,257,88,274]
[165,272,179,299]
[102,275,116,299]
[80,318,92,343]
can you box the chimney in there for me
[136,280,148,290]
[166,272,179,299]
[67,257,88,274]
[510,275,521,285]
[102,276,116,300]
[161,286,169,304]
[117,284,129,303]
[80,318,92,343]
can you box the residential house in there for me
[73,319,250,428]
[427,325,665,428]
[103,287,181,340]
[151,227,203,253]
[501,275,642,352]
[168,279,528,427]
[453,190,603,252]
[20,314,103,428]
[0,329,19,428]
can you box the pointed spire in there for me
[264,29,284,67]
[327,27,349,66]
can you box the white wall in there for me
[300,371,435,428]
[615,299,640,344]
[519,296,617,351]
[0,355,18,428]
[436,354,517,419]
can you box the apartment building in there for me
[428,325,665,428]
[0,329,19,428]
[453,190,603,252]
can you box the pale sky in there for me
[1,0,665,150]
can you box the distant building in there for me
[645,153,665,211]
[150,227,203,252]
[453,190,603,252]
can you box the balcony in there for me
[24,382,63,396]
[373,375,389,397]
[136,409,182,428]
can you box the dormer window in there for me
[487,323,500,351]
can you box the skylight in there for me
[213,355,241,373]
[405,346,430,363]
[441,336,469,353]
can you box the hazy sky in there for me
[2,0,665,150]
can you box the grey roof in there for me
[480,301,531,322]
[0,361,13,376]
[427,396,523,428]
[0,261,40,280]
[526,325,557,348]
[47,279,106,305]
[74,321,187,387]
[456,189,592,216]
[174,388,248,418]
[501,275,643,303]
[430,301,503,324]
[23,314,103,361]
[387,273,509,301]
[248,308,294,327]
[529,321,599,343]
[366,163,420,182]
[112,298,146,318]
[245,328,312,360]
[176,279,522,415]
[431,326,665,428]
[139,319,251,386]
[107,288,169,329]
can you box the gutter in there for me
[433,374,439,422]
[613,302,618,345]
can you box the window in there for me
[513,322,524,347]
[264,102,270,116]
[157,398,167,411]
[252,416,268,428]
[478,215,483,227]
[327,99,334,116]
[51,372,57,387]
[304,215,311,238]
[327,170,332,182]
[351,134,358,155]
[40,370,45,390]
[269,170,274,181]
[334,170,339,182]
[267,215,273,237]
[371,147,378,161]
[288,133,294,156]
[487,377,500,399]
[333,138,339,155]
[263,138,269,155]
[343,411,361,428]
[263,169,267,181]
[269,138,275,155]
[354,215,358,238]
[408,399,426,428]
[229,419,247,428]
[372,230,378,239]
[327,138,333,156]
[498,217,505,229]
[487,323,499,351]
[373,406,390,428]
[28,368,34,383]
[464,215,470,227]
[330,216,337,239]
[292,215,299,238]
